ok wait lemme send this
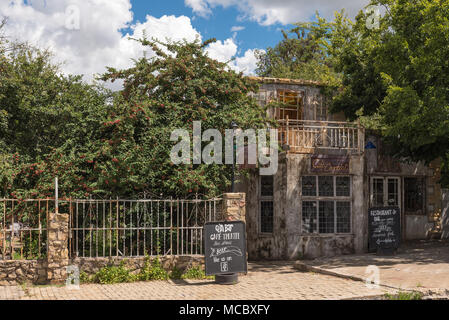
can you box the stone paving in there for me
[295,240,449,298]
[0,262,392,300]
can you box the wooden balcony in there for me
[278,120,365,154]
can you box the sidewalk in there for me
[0,262,393,300]
[294,240,449,297]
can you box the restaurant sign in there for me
[311,155,350,174]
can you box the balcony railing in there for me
[278,120,365,154]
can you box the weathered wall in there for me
[243,153,288,260]
[442,189,449,239]
[364,134,443,240]
[242,152,363,260]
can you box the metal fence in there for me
[69,197,223,258]
[0,199,54,260]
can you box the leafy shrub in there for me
[95,264,135,284]
[384,291,423,300]
[80,271,95,284]
[169,266,183,280]
[137,257,169,281]
[181,266,214,280]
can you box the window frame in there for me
[369,176,401,208]
[259,175,274,235]
[300,175,353,235]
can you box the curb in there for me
[293,261,404,292]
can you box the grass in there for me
[384,291,424,300]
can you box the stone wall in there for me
[72,256,204,276]
[0,260,47,286]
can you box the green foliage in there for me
[256,13,343,88]
[137,257,169,281]
[329,0,449,186]
[1,29,269,199]
[94,263,136,284]
[384,291,423,300]
[79,271,94,284]
[97,37,269,198]
[169,266,184,280]
[82,262,213,285]
[181,266,213,280]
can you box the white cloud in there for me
[232,48,261,75]
[205,38,237,62]
[0,0,255,90]
[185,0,371,25]
[204,38,260,75]
[231,26,245,32]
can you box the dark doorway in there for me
[404,178,425,215]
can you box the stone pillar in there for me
[442,189,449,239]
[47,212,69,284]
[222,193,246,222]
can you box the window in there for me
[277,90,303,121]
[260,202,274,233]
[370,177,400,207]
[319,201,335,234]
[260,176,274,197]
[315,95,328,121]
[302,176,316,196]
[404,178,425,215]
[301,176,352,234]
[318,176,334,196]
[259,176,274,233]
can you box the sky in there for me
[0,0,371,89]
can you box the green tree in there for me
[0,22,111,198]
[255,13,345,89]
[330,0,449,185]
[97,37,269,198]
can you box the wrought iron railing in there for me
[69,197,223,258]
[0,199,52,260]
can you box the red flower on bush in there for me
[112,158,119,163]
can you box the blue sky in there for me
[129,0,296,56]
[0,0,370,88]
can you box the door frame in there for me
[369,176,404,240]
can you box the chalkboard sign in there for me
[368,207,401,252]
[204,221,247,276]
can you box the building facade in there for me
[238,77,444,260]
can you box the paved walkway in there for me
[0,262,392,300]
[295,240,449,298]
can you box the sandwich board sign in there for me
[204,221,247,276]
[368,206,401,253]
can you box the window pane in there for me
[404,178,425,214]
[372,178,384,206]
[387,178,399,206]
[336,177,350,197]
[336,202,351,233]
[260,176,274,197]
[319,201,335,233]
[319,176,334,197]
[302,201,317,233]
[260,201,274,233]
[302,176,317,196]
